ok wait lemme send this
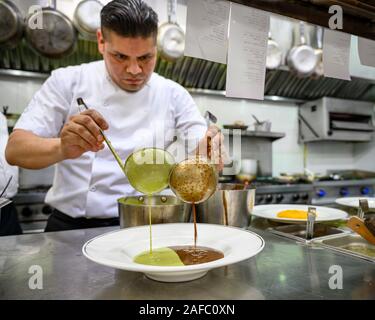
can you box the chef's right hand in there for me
[59,109,109,159]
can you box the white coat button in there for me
[90,186,97,192]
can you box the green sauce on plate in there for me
[134,247,184,266]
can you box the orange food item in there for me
[277,209,309,219]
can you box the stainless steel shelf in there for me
[0,69,49,80]
[222,130,286,141]
[0,69,306,103]
[187,88,306,104]
[1,68,371,104]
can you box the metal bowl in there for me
[195,183,256,228]
[118,195,191,228]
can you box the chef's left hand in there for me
[195,125,226,171]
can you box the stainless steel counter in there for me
[0,225,374,300]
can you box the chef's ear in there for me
[97,29,105,55]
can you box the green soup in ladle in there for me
[124,148,175,194]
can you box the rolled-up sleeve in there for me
[14,68,76,138]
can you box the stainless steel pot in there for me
[195,183,256,228]
[118,195,191,228]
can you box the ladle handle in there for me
[207,136,212,161]
[299,21,307,45]
[316,26,323,50]
[168,0,177,24]
[76,98,125,174]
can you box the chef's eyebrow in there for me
[111,51,154,59]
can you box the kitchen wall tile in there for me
[305,142,355,174]
[192,93,357,176]
[273,152,304,175]
[353,133,375,172]
[0,76,44,114]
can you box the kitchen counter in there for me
[0,225,374,300]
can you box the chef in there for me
[5,0,222,232]
[0,112,22,236]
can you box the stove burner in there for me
[13,187,51,234]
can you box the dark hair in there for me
[101,0,158,39]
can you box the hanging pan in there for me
[0,0,24,49]
[158,0,185,62]
[73,0,103,42]
[25,0,77,59]
[287,21,317,78]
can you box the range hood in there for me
[1,40,375,102]
[155,57,375,103]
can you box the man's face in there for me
[97,29,157,92]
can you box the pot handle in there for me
[299,21,306,45]
[316,26,323,50]
[47,0,57,9]
[167,0,178,24]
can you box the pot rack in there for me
[1,1,375,103]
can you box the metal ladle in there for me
[124,148,175,195]
[169,156,217,204]
[169,111,218,204]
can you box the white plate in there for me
[335,197,375,209]
[82,223,265,282]
[252,204,348,224]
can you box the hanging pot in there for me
[287,21,317,77]
[0,0,24,49]
[25,0,77,59]
[266,31,282,70]
[73,0,103,42]
[157,0,185,62]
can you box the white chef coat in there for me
[0,113,19,198]
[14,60,207,219]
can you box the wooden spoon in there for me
[347,216,375,245]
